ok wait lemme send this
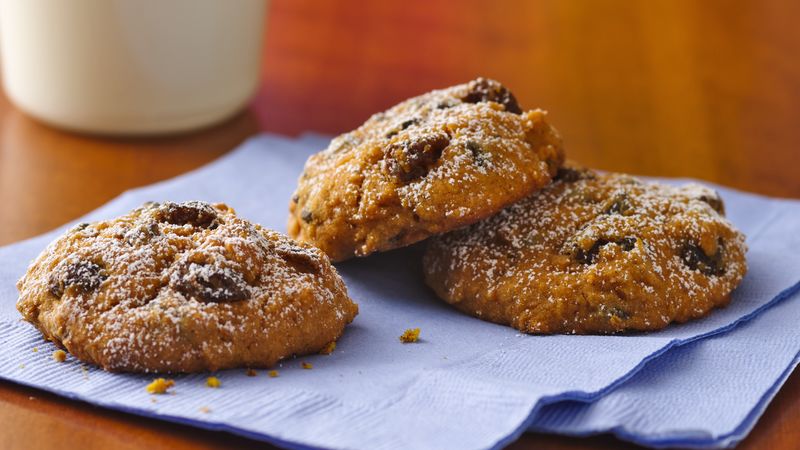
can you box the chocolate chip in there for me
[48,260,107,298]
[125,222,160,246]
[681,240,725,276]
[436,100,458,110]
[466,141,489,166]
[618,236,637,251]
[291,194,299,204]
[172,262,248,303]
[556,167,593,183]
[401,118,418,130]
[603,193,634,216]
[155,201,219,229]
[697,192,725,215]
[575,237,637,264]
[385,133,450,182]
[301,210,314,223]
[385,118,420,138]
[462,78,522,114]
[277,246,320,275]
[575,241,604,264]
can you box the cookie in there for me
[423,167,747,334]
[17,201,358,372]
[288,78,564,261]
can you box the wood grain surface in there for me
[1,0,799,448]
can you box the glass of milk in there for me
[0,0,267,135]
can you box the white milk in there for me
[0,0,267,135]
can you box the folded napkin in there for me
[0,134,798,450]
[529,288,800,448]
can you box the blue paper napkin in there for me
[0,134,798,450]
[529,289,800,448]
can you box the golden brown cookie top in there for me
[289,78,565,261]
[17,201,357,372]
[424,168,748,334]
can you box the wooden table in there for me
[1,1,799,448]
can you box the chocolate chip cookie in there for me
[288,78,565,261]
[423,167,747,334]
[17,201,358,372]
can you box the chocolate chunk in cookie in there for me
[155,201,219,229]
[682,239,725,276]
[48,260,107,298]
[462,77,523,114]
[171,262,249,303]
[276,244,322,275]
[573,237,637,265]
[385,133,450,182]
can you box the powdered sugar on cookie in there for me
[16,201,358,373]
[424,168,747,334]
[288,78,564,261]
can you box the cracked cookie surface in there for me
[288,78,564,261]
[423,167,748,334]
[17,201,358,372]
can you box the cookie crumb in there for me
[245,368,258,377]
[52,350,67,362]
[146,378,175,395]
[18,363,25,369]
[81,365,89,380]
[301,362,313,370]
[199,406,211,414]
[268,370,279,378]
[150,398,157,404]
[319,341,336,355]
[206,376,221,388]
[400,328,421,343]
[32,347,38,353]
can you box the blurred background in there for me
[255,0,799,194]
[1,0,798,236]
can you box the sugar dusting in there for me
[289,78,563,259]
[16,201,357,372]
[424,170,748,334]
